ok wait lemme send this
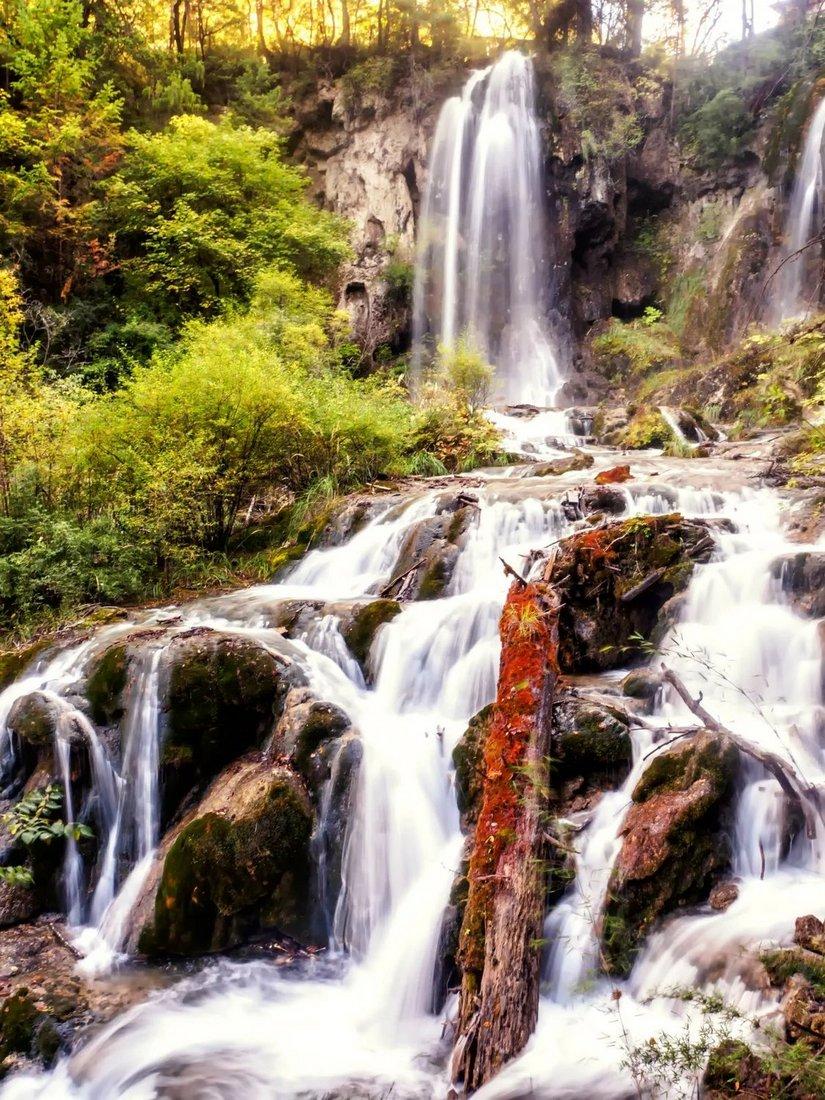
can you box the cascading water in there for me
[0,54,823,1100]
[771,95,825,324]
[412,52,564,406]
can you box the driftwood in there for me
[380,556,425,599]
[661,667,821,840]
[452,583,560,1092]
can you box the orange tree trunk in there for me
[452,579,560,1092]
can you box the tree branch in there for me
[661,666,821,839]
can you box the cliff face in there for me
[284,50,794,373]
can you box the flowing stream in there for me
[1,447,820,1098]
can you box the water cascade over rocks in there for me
[0,55,823,1100]
[412,51,564,406]
[771,95,825,324]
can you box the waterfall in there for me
[771,95,825,324]
[412,52,564,407]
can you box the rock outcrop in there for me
[601,730,737,975]
[545,514,716,672]
[136,757,314,957]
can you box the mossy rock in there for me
[553,695,632,777]
[614,409,672,450]
[551,515,715,673]
[762,947,825,997]
[0,640,51,692]
[85,643,129,726]
[140,768,313,957]
[6,693,61,748]
[453,705,492,827]
[0,990,39,1061]
[342,599,401,674]
[601,731,736,975]
[160,632,304,820]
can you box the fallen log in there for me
[661,666,822,840]
[452,581,560,1092]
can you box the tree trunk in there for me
[574,0,592,40]
[626,0,644,56]
[170,0,185,54]
[255,0,268,55]
[452,580,560,1093]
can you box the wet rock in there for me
[601,730,736,975]
[383,506,475,601]
[160,632,306,822]
[548,515,716,673]
[0,883,36,929]
[552,689,632,812]
[138,759,314,956]
[310,732,362,939]
[621,668,663,700]
[341,598,401,676]
[453,705,492,829]
[579,485,628,516]
[84,643,129,727]
[271,686,351,787]
[796,914,825,957]
[529,450,594,477]
[709,882,739,912]
[770,552,825,619]
[6,694,63,748]
[321,496,390,547]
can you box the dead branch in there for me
[499,557,529,587]
[380,557,425,598]
[661,666,821,839]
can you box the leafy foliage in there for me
[0,784,92,887]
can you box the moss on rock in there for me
[550,515,715,673]
[453,705,492,827]
[140,768,313,957]
[85,644,129,726]
[342,599,401,673]
[161,632,303,819]
[601,730,736,975]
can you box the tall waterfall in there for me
[771,95,825,324]
[412,52,564,407]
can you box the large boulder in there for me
[137,758,314,957]
[601,730,737,975]
[159,630,306,822]
[546,514,716,673]
[383,501,476,601]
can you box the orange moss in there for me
[458,581,559,976]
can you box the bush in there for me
[591,317,681,383]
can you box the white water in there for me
[771,95,825,324]
[476,493,825,1099]
[412,52,564,406]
